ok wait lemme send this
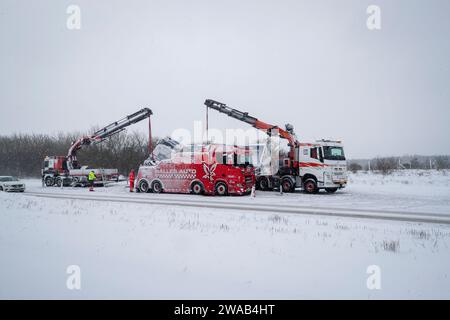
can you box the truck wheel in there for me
[191,182,204,195]
[44,176,54,187]
[281,178,294,193]
[303,179,318,194]
[152,180,163,193]
[258,177,269,191]
[71,177,79,187]
[215,182,228,196]
[139,180,150,193]
[55,177,62,187]
[325,188,338,194]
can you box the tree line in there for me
[2,132,449,178]
[0,131,158,178]
[348,155,450,174]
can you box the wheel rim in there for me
[283,181,291,192]
[140,181,149,192]
[153,182,161,192]
[193,184,201,194]
[217,184,226,195]
[305,182,314,193]
[260,179,267,190]
[45,177,53,186]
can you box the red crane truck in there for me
[42,108,153,187]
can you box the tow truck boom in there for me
[204,99,298,161]
[67,108,153,169]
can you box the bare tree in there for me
[0,132,159,178]
[348,162,363,173]
[373,157,397,175]
[435,156,449,170]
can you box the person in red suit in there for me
[129,169,135,192]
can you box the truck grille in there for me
[245,176,253,186]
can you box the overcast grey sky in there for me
[1,0,449,158]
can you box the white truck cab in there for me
[298,139,347,193]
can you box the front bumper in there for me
[3,186,25,192]
[319,175,347,188]
[331,179,347,187]
[229,185,253,195]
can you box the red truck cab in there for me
[136,139,255,196]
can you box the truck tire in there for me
[281,178,295,193]
[44,176,54,187]
[325,188,338,194]
[303,179,318,194]
[258,177,269,191]
[215,182,228,196]
[139,180,150,193]
[191,182,204,195]
[71,177,80,187]
[55,177,62,187]
[151,180,163,193]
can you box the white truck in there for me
[204,99,347,194]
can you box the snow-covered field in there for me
[1,170,450,299]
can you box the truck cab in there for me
[298,140,347,193]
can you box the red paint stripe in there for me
[300,162,327,167]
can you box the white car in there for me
[0,176,26,192]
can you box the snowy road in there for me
[24,191,450,225]
[19,170,450,225]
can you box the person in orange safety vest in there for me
[129,169,135,192]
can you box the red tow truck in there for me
[136,138,255,195]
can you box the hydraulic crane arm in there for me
[67,108,153,168]
[204,99,298,148]
[91,108,153,142]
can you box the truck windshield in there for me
[151,138,182,162]
[323,146,346,161]
[235,153,253,167]
[153,144,174,161]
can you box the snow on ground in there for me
[1,170,450,299]
[22,169,450,215]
